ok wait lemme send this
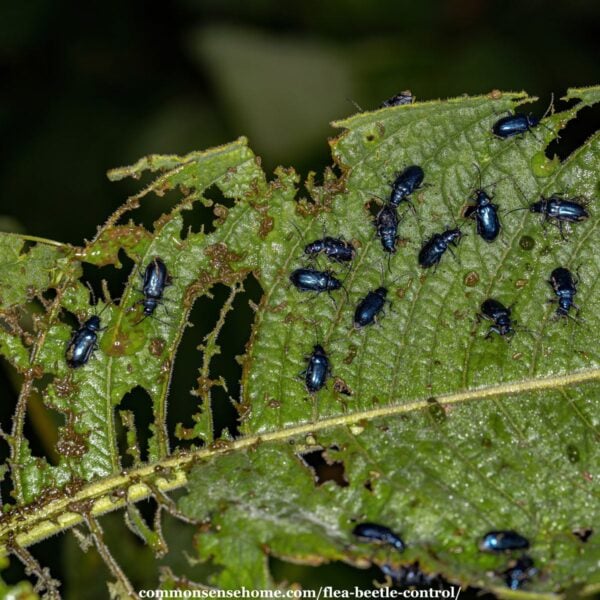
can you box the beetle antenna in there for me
[389,270,413,286]
[308,319,322,346]
[518,327,542,340]
[472,162,507,194]
[505,178,531,213]
[505,206,529,215]
[472,162,483,190]
[340,280,350,303]
[290,220,306,243]
[133,314,148,326]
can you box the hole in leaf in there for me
[168,287,228,450]
[170,274,262,446]
[63,512,156,593]
[59,307,80,331]
[41,287,57,303]
[116,386,154,466]
[2,531,64,592]
[15,374,63,468]
[298,448,349,487]
[211,274,262,439]
[80,249,136,305]
[545,102,600,162]
[128,496,159,536]
[573,527,593,543]
[180,183,237,237]
[127,187,183,233]
[366,197,382,217]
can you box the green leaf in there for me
[178,90,600,594]
[0,89,598,597]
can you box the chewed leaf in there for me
[179,90,600,593]
[0,89,598,596]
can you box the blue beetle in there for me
[380,90,414,108]
[304,236,355,263]
[66,315,102,368]
[375,204,400,254]
[289,268,342,294]
[503,556,537,590]
[531,195,589,237]
[509,194,589,239]
[549,267,579,319]
[379,563,441,588]
[390,165,424,209]
[418,228,463,269]
[136,257,172,323]
[480,530,530,552]
[492,113,539,139]
[353,522,405,552]
[302,344,330,393]
[463,187,501,242]
[479,299,515,339]
[354,287,388,328]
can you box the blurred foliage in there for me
[1,1,599,243]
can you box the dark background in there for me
[1,0,599,596]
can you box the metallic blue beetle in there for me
[503,556,537,590]
[375,204,400,253]
[390,165,424,209]
[380,91,414,108]
[464,188,500,242]
[289,268,342,293]
[66,315,102,368]
[137,257,172,321]
[354,287,388,328]
[480,530,530,552]
[353,522,405,552]
[304,236,355,263]
[479,299,515,339]
[302,344,330,393]
[509,194,589,238]
[418,228,463,269]
[492,113,539,138]
[531,195,589,235]
[549,267,579,319]
[379,563,441,588]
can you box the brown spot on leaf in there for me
[149,337,165,357]
[258,216,274,238]
[333,377,353,396]
[343,345,358,365]
[464,271,479,287]
[53,375,77,398]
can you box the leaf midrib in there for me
[2,365,598,555]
